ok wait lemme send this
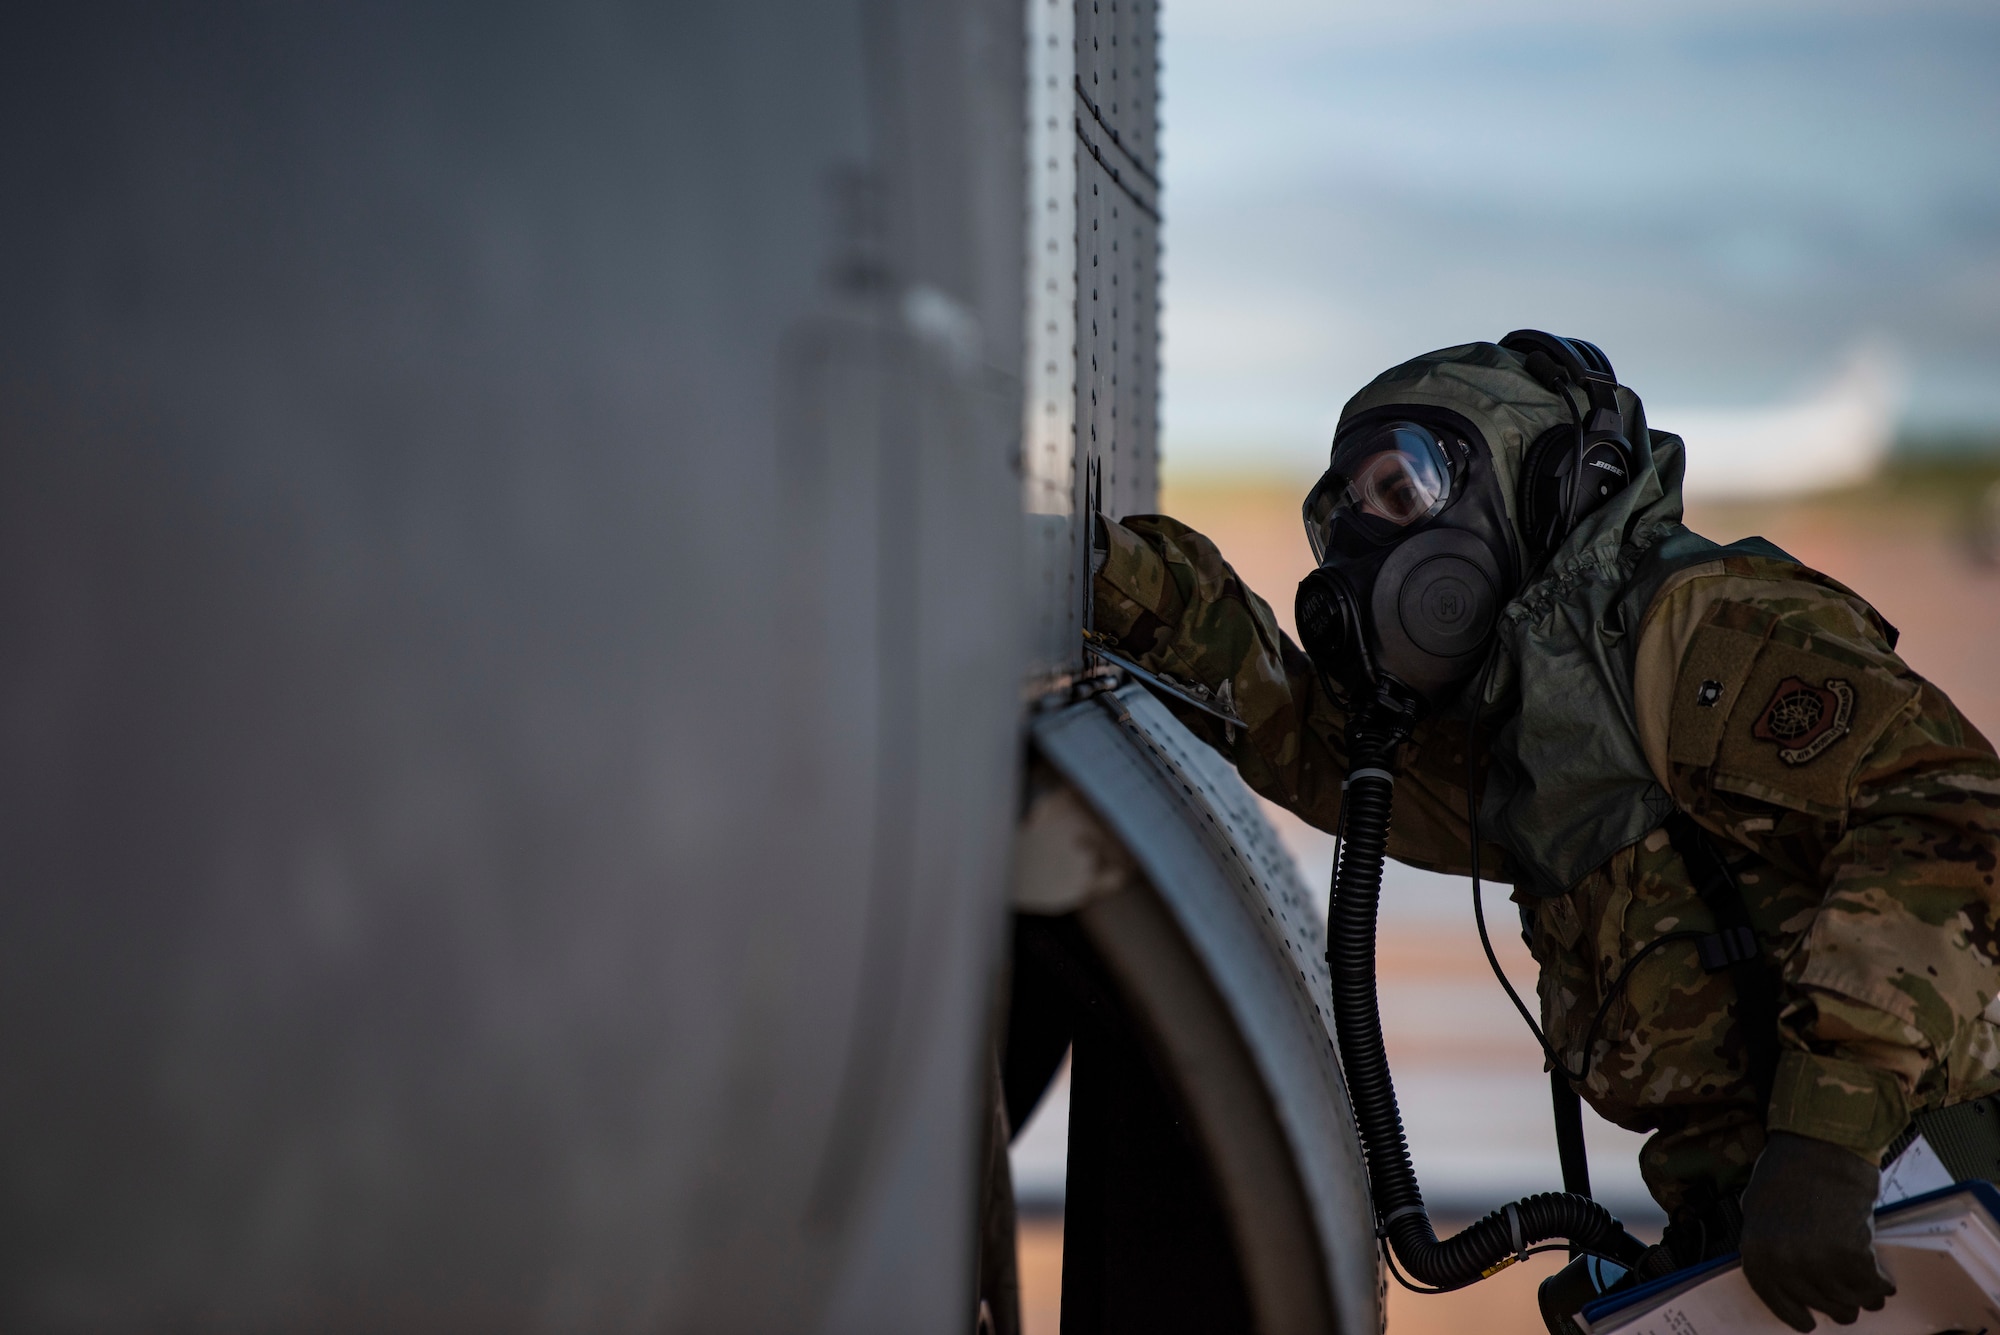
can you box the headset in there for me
[1499,329,1636,558]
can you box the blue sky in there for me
[1157,0,2000,471]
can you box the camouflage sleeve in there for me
[1093,514,1512,878]
[1656,568,2000,1160]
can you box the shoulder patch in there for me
[1750,676,1853,766]
[1667,602,1920,816]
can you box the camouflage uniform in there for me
[1092,513,2000,1225]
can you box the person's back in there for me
[1089,333,2000,1330]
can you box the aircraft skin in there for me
[1008,3,1381,1333]
[0,2,1375,1331]
[0,4,1021,1331]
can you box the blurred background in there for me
[1163,0,2000,478]
[1019,1,2000,1329]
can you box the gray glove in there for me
[1738,1130,1895,1331]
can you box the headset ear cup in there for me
[1506,329,1637,558]
[1573,440,1631,520]
[1519,425,1574,556]
[1520,430,1636,559]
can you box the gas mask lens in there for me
[1303,421,1453,562]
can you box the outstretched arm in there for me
[1094,513,1513,878]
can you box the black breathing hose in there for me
[1327,685,1647,1291]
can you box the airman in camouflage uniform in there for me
[1089,423,2000,1293]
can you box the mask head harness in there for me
[1294,331,1636,713]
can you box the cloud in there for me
[1157,1,2000,467]
[1167,0,1993,45]
[1667,346,1903,500]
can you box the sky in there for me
[1156,0,2000,474]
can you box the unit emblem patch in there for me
[1751,676,1854,766]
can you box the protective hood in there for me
[1334,340,1684,582]
[1337,341,1737,896]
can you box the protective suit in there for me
[1089,339,2000,1326]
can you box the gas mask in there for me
[1294,411,1518,709]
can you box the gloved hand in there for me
[1738,1130,1895,1331]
